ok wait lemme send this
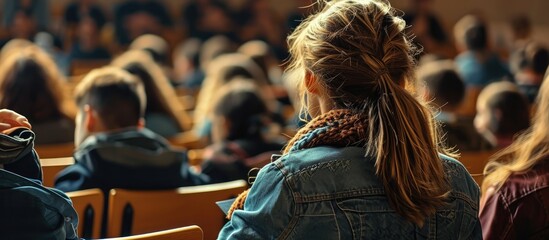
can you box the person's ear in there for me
[83,105,95,132]
[305,71,320,95]
[137,118,145,129]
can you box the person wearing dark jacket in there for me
[54,67,208,193]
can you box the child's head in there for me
[211,80,268,143]
[417,60,465,111]
[475,81,530,146]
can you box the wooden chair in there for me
[458,151,497,186]
[35,142,75,158]
[40,157,74,187]
[107,180,248,240]
[106,225,203,240]
[66,189,104,239]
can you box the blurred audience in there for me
[510,42,549,102]
[417,60,490,151]
[172,38,203,88]
[474,81,530,149]
[193,53,275,140]
[111,50,192,137]
[113,0,173,46]
[0,45,74,144]
[454,14,513,87]
[404,0,452,57]
[201,80,283,183]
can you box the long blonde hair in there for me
[482,74,549,193]
[286,0,451,226]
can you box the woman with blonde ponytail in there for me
[480,74,549,239]
[219,0,481,239]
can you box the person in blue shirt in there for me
[218,0,481,239]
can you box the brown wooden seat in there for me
[66,189,104,239]
[458,150,497,186]
[106,225,203,240]
[40,157,74,187]
[107,180,248,240]
[35,142,75,158]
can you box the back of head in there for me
[483,74,549,194]
[213,80,268,141]
[417,60,465,110]
[476,81,530,138]
[287,0,449,226]
[454,15,487,52]
[0,38,34,59]
[129,34,169,64]
[173,38,202,68]
[0,46,66,123]
[526,43,549,75]
[238,40,272,77]
[75,66,146,130]
[195,53,270,131]
[112,50,190,131]
[200,35,235,70]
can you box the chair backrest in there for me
[35,142,75,159]
[105,225,203,240]
[66,189,104,239]
[40,157,74,187]
[108,180,247,240]
[458,150,497,186]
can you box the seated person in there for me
[474,81,530,149]
[201,80,284,183]
[417,60,490,151]
[0,45,75,144]
[511,42,549,103]
[480,74,549,240]
[0,109,78,239]
[54,67,208,193]
[454,15,513,87]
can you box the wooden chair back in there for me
[35,142,75,158]
[458,151,497,186]
[66,189,104,239]
[107,180,247,240]
[40,157,74,187]
[106,225,203,240]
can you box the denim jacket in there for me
[218,146,481,239]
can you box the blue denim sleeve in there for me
[218,162,294,240]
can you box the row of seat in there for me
[67,180,247,240]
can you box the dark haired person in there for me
[418,60,490,151]
[511,43,549,102]
[219,0,481,238]
[54,67,207,193]
[0,46,74,144]
[454,15,512,87]
[474,81,530,149]
[201,80,283,183]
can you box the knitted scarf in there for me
[227,109,368,219]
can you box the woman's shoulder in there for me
[439,154,480,203]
